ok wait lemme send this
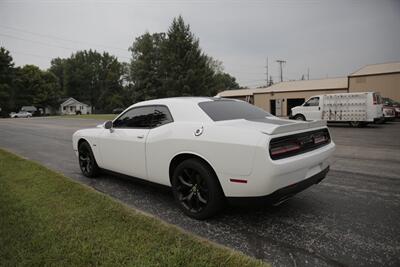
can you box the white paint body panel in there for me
[98,128,149,179]
[73,97,335,198]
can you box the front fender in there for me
[72,129,103,165]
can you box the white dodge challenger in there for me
[72,97,335,219]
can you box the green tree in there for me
[49,58,67,94]
[14,65,43,107]
[14,65,61,110]
[162,15,215,97]
[128,16,239,101]
[36,71,61,109]
[0,47,16,115]
[206,56,239,94]
[57,50,124,113]
[129,32,166,101]
[213,72,240,93]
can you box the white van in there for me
[290,92,383,127]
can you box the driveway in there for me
[0,117,399,267]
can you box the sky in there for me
[1,0,399,87]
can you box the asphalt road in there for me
[0,117,399,267]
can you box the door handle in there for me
[137,135,144,139]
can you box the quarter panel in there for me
[145,122,264,187]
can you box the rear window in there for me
[199,100,271,121]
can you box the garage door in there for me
[287,98,305,116]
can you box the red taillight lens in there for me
[269,129,331,160]
[270,143,301,157]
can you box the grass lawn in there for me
[51,114,117,120]
[0,149,267,267]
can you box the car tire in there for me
[78,141,100,178]
[171,159,225,220]
[294,114,306,121]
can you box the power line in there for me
[1,32,78,51]
[9,49,53,60]
[0,24,128,52]
[239,78,266,82]
[0,32,131,60]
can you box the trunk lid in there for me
[215,117,326,135]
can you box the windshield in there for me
[198,100,272,121]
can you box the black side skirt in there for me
[227,166,329,206]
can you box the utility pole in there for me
[307,67,310,80]
[276,59,286,82]
[265,57,269,87]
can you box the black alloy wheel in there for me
[176,168,209,212]
[172,159,225,219]
[78,141,99,178]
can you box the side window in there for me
[112,105,173,129]
[113,106,154,128]
[304,97,319,107]
[152,106,173,127]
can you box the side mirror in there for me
[104,120,113,130]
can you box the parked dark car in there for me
[383,97,400,119]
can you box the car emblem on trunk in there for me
[300,135,313,146]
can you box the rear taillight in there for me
[373,94,377,105]
[269,129,330,160]
[270,143,301,157]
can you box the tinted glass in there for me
[113,106,154,128]
[152,106,173,127]
[199,100,271,121]
[305,97,319,106]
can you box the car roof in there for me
[119,97,238,123]
[129,97,235,108]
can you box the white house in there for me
[60,97,92,115]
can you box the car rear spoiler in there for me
[265,120,327,135]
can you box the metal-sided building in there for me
[216,88,258,104]
[252,78,348,117]
[217,61,399,116]
[348,62,400,101]
[218,77,348,117]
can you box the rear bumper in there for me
[227,166,329,206]
[384,117,395,122]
